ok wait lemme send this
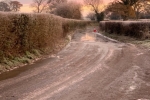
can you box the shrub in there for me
[54,2,82,19]
[86,13,96,20]
[100,21,150,39]
[107,12,121,20]
[97,12,104,22]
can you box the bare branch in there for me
[31,0,48,13]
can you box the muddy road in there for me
[0,27,150,100]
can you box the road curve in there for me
[0,27,150,100]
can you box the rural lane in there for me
[0,26,150,100]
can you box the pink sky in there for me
[18,0,112,4]
[19,0,113,13]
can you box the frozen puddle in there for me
[81,33,96,42]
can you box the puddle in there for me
[0,57,55,81]
[81,33,96,42]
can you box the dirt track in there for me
[0,26,150,100]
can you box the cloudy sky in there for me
[18,0,113,13]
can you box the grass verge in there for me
[0,25,87,74]
[100,31,150,48]
[0,49,41,73]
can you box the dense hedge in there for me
[0,12,90,61]
[99,21,150,39]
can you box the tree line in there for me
[85,0,150,21]
[0,0,82,20]
[0,0,149,21]
[106,0,150,20]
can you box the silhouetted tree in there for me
[10,1,23,12]
[84,0,104,22]
[0,1,10,11]
[97,12,104,21]
[31,0,48,13]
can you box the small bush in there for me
[97,12,104,22]
[86,13,96,20]
[54,2,82,19]
[31,49,41,56]
[100,21,150,39]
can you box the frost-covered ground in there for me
[0,26,150,100]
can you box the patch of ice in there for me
[129,85,137,91]
[57,56,60,59]
[132,65,140,69]
[81,33,96,42]
[126,72,139,93]
[51,55,56,58]
[136,53,144,56]
[146,83,150,86]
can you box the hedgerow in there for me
[0,12,90,63]
[99,21,150,39]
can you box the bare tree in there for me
[31,0,48,13]
[10,1,23,12]
[84,0,104,21]
[84,0,102,14]
[47,0,67,13]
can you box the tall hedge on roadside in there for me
[100,21,150,39]
[0,12,90,61]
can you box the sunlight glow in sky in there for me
[18,0,112,13]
